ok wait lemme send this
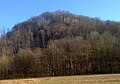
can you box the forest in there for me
[0,10,120,79]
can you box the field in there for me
[0,74,120,84]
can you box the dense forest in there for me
[0,10,120,79]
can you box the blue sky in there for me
[0,0,120,29]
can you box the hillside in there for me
[5,11,120,51]
[0,11,120,79]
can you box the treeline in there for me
[0,10,120,79]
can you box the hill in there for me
[5,10,120,51]
[0,10,120,79]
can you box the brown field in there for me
[0,74,120,84]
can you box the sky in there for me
[0,0,120,29]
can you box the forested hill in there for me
[0,11,120,79]
[5,11,120,52]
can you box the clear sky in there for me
[0,0,120,29]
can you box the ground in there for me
[0,74,120,84]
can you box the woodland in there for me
[0,11,120,79]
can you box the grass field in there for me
[0,74,120,84]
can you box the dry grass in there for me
[0,74,120,84]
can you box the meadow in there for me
[0,74,120,84]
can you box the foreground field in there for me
[0,74,120,84]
